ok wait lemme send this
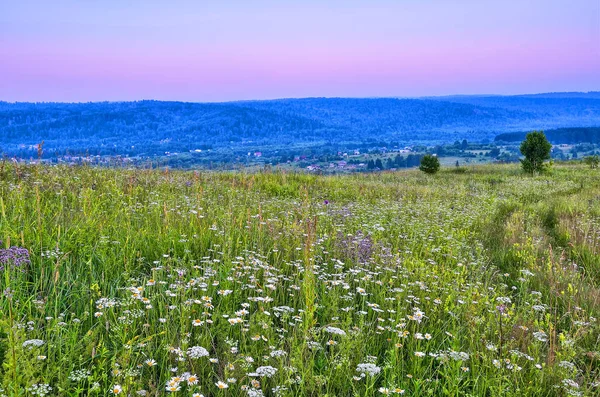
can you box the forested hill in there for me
[495,127,600,144]
[1,93,600,158]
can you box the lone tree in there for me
[520,131,551,174]
[419,154,440,174]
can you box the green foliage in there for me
[0,321,7,377]
[520,131,552,174]
[419,154,440,174]
[583,155,599,169]
[0,163,599,395]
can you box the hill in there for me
[1,93,600,162]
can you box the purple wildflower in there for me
[335,231,374,264]
[0,241,31,272]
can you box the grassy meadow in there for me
[0,162,599,396]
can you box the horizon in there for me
[1,0,599,102]
[2,91,600,105]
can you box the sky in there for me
[1,0,599,102]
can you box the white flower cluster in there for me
[68,369,91,382]
[247,389,264,397]
[558,361,576,371]
[356,363,381,376]
[253,366,278,377]
[27,384,52,397]
[324,326,346,336]
[270,349,287,358]
[96,297,120,309]
[22,339,45,349]
[533,331,549,342]
[187,346,210,358]
[448,351,470,361]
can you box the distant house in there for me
[254,152,262,157]
[337,161,347,168]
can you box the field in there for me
[0,162,599,396]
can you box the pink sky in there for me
[1,0,599,102]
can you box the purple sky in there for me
[1,0,599,102]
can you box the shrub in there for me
[419,154,440,174]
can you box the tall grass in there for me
[0,163,598,396]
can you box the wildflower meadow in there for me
[0,162,599,396]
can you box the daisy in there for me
[187,374,199,385]
[216,381,229,389]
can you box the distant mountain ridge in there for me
[425,92,600,100]
[1,93,599,159]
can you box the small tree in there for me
[520,131,551,174]
[584,155,600,169]
[419,154,440,174]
